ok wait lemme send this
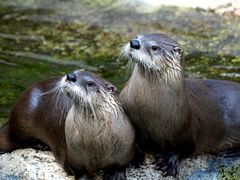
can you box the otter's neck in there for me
[132,65,185,90]
[65,101,124,145]
[129,66,190,132]
[65,104,110,158]
[65,101,125,165]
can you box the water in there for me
[0,0,240,125]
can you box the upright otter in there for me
[120,34,240,177]
[0,70,135,179]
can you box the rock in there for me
[0,149,72,180]
[1,149,240,179]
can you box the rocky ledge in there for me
[0,149,240,179]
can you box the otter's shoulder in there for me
[15,77,62,105]
[185,78,240,92]
[18,77,61,96]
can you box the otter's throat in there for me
[128,66,189,135]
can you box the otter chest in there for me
[126,77,185,145]
[65,107,120,170]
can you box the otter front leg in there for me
[63,161,92,180]
[154,143,195,177]
[0,123,19,153]
[130,145,145,168]
[154,153,179,177]
[217,148,240,157]
[104,166,126,180]
[75,174,92,180]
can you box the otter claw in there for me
[32,144,50,151]
[152,155,165,165]
[154,153,179,177]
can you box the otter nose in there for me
[130,40,140,49]
[66,73,77,82]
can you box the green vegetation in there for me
[0,0,239,125]
[219,165,240,180]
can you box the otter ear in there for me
[173,47,183,56]
[106,85,118,94]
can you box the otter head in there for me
[59,70,118,107]
[122,34,184,80]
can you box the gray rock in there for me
[1,149,240,180]
[0,149,72,180]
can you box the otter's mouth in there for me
[123,43,143,63]
[128,53,142,65]
[59,76,87,104]
[123,43,162,74]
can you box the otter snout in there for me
[130,39,140,49]
[66,73,77,82]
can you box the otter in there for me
[0,70,135,179]
[120,34,240,177]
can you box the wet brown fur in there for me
[0,71,135,178]
[120,34,240,157]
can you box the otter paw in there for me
[104,167,126,180]
[218,148,240,158]
[130,148,145,168]
[0,150,8,154]
[24,139,50,151]
[75,174,91,180]
[154,153,179,177]
[32,143,50,151]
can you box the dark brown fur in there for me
[0,77,68,160]
[120,34,240,176]
[0,71,135,179]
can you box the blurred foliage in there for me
[0,0,240,124]
[219,165,240,180]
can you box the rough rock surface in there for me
[0,149,240,179]
[0,149,72,180]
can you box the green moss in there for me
[80,0,115,7]
[218,165,240,180]
[0,1,239,125]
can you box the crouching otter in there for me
[120,34,240,177]
[0,70,135,179]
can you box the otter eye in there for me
[173,47,183,55]
[106,85,116,94]
[151,45,159,51]
[87,81,96,87]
